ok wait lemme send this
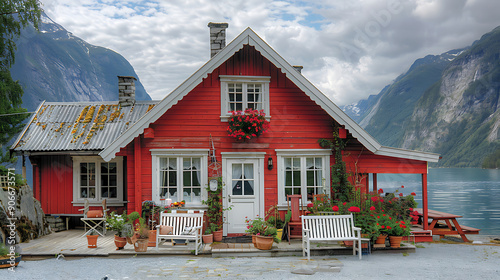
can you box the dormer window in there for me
[220,75,271,121]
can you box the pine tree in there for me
[0,0,42,165]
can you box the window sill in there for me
[220,115,271,122]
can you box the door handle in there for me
[228,194,231,203]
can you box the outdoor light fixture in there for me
[268,155,273,170]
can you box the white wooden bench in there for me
[301,214,368,260]
[155,211,204,255]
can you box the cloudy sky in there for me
[40,0,500,106]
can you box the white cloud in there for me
[40,0,500,105]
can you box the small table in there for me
[415,208,471,242]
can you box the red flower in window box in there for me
[227,109,269,141]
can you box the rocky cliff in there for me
[347,26,500,167]
[10,13,151,111]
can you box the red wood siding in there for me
[33,154,128,215]
[343,151,428,174]
[32,45,430,216]
[33,155,74,214]
[127,45,338,212]
[123,45,430,213]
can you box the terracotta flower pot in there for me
[213,230,223,242]
[389,236,403,248]
[255,235,273,250]
[375,234,388,244]
[203,234,214,244]
[134,238,148,252]
[87,235,98,248]
[114,235,127,250]
[252,235,257,247]
[148,230,157,247]
[344,240,368,248]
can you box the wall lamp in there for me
[268,155,273,170]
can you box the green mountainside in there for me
[347,26,500,168]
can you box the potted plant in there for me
[382,218,411,248]
[132,215,150,252]
[255,226,280,250]
[0,243,21,269]
[202,226,215,244]
[245,216,264,246]
[142,201,160,247]
[106,211,132,250]
[245,215,280,250]
[86,229,99,248]
[227,109,270,141]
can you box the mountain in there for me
[10,13,151,111]
[347,26,500,168]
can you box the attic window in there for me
[220,75,271,122]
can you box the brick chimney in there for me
[208,22,229,58]
[118,76,136,107]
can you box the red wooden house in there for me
[12,23,439,234]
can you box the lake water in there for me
[371,168,500,235]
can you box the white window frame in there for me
[276,149,331,206]
[72,156,124,206]
[220,75,271,122]
[151,149,209,206]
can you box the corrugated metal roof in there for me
[12,101,159,152]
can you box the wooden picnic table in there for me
[414,208,480,242]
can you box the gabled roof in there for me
[11,101,158,153]
[100,27,440,163]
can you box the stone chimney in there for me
[293,66,303,73]
[118,76,136,107]
[208,22,229,58]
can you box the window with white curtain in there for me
[231,163,254,196]
[151,150,208,205]
[276,150,331,206]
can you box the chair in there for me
[79,199,109,237]
[286,194,303,244]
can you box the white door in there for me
[224,158,261,234]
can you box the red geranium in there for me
[348,206,361,213]
[332,205,339,211]
[307,203,314,208]
[411,192,416,196]
[227,109,269,140]
[399,193,403,197]
[378,188,384,194]
[370,206,376,211]
[371,196,378,202]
